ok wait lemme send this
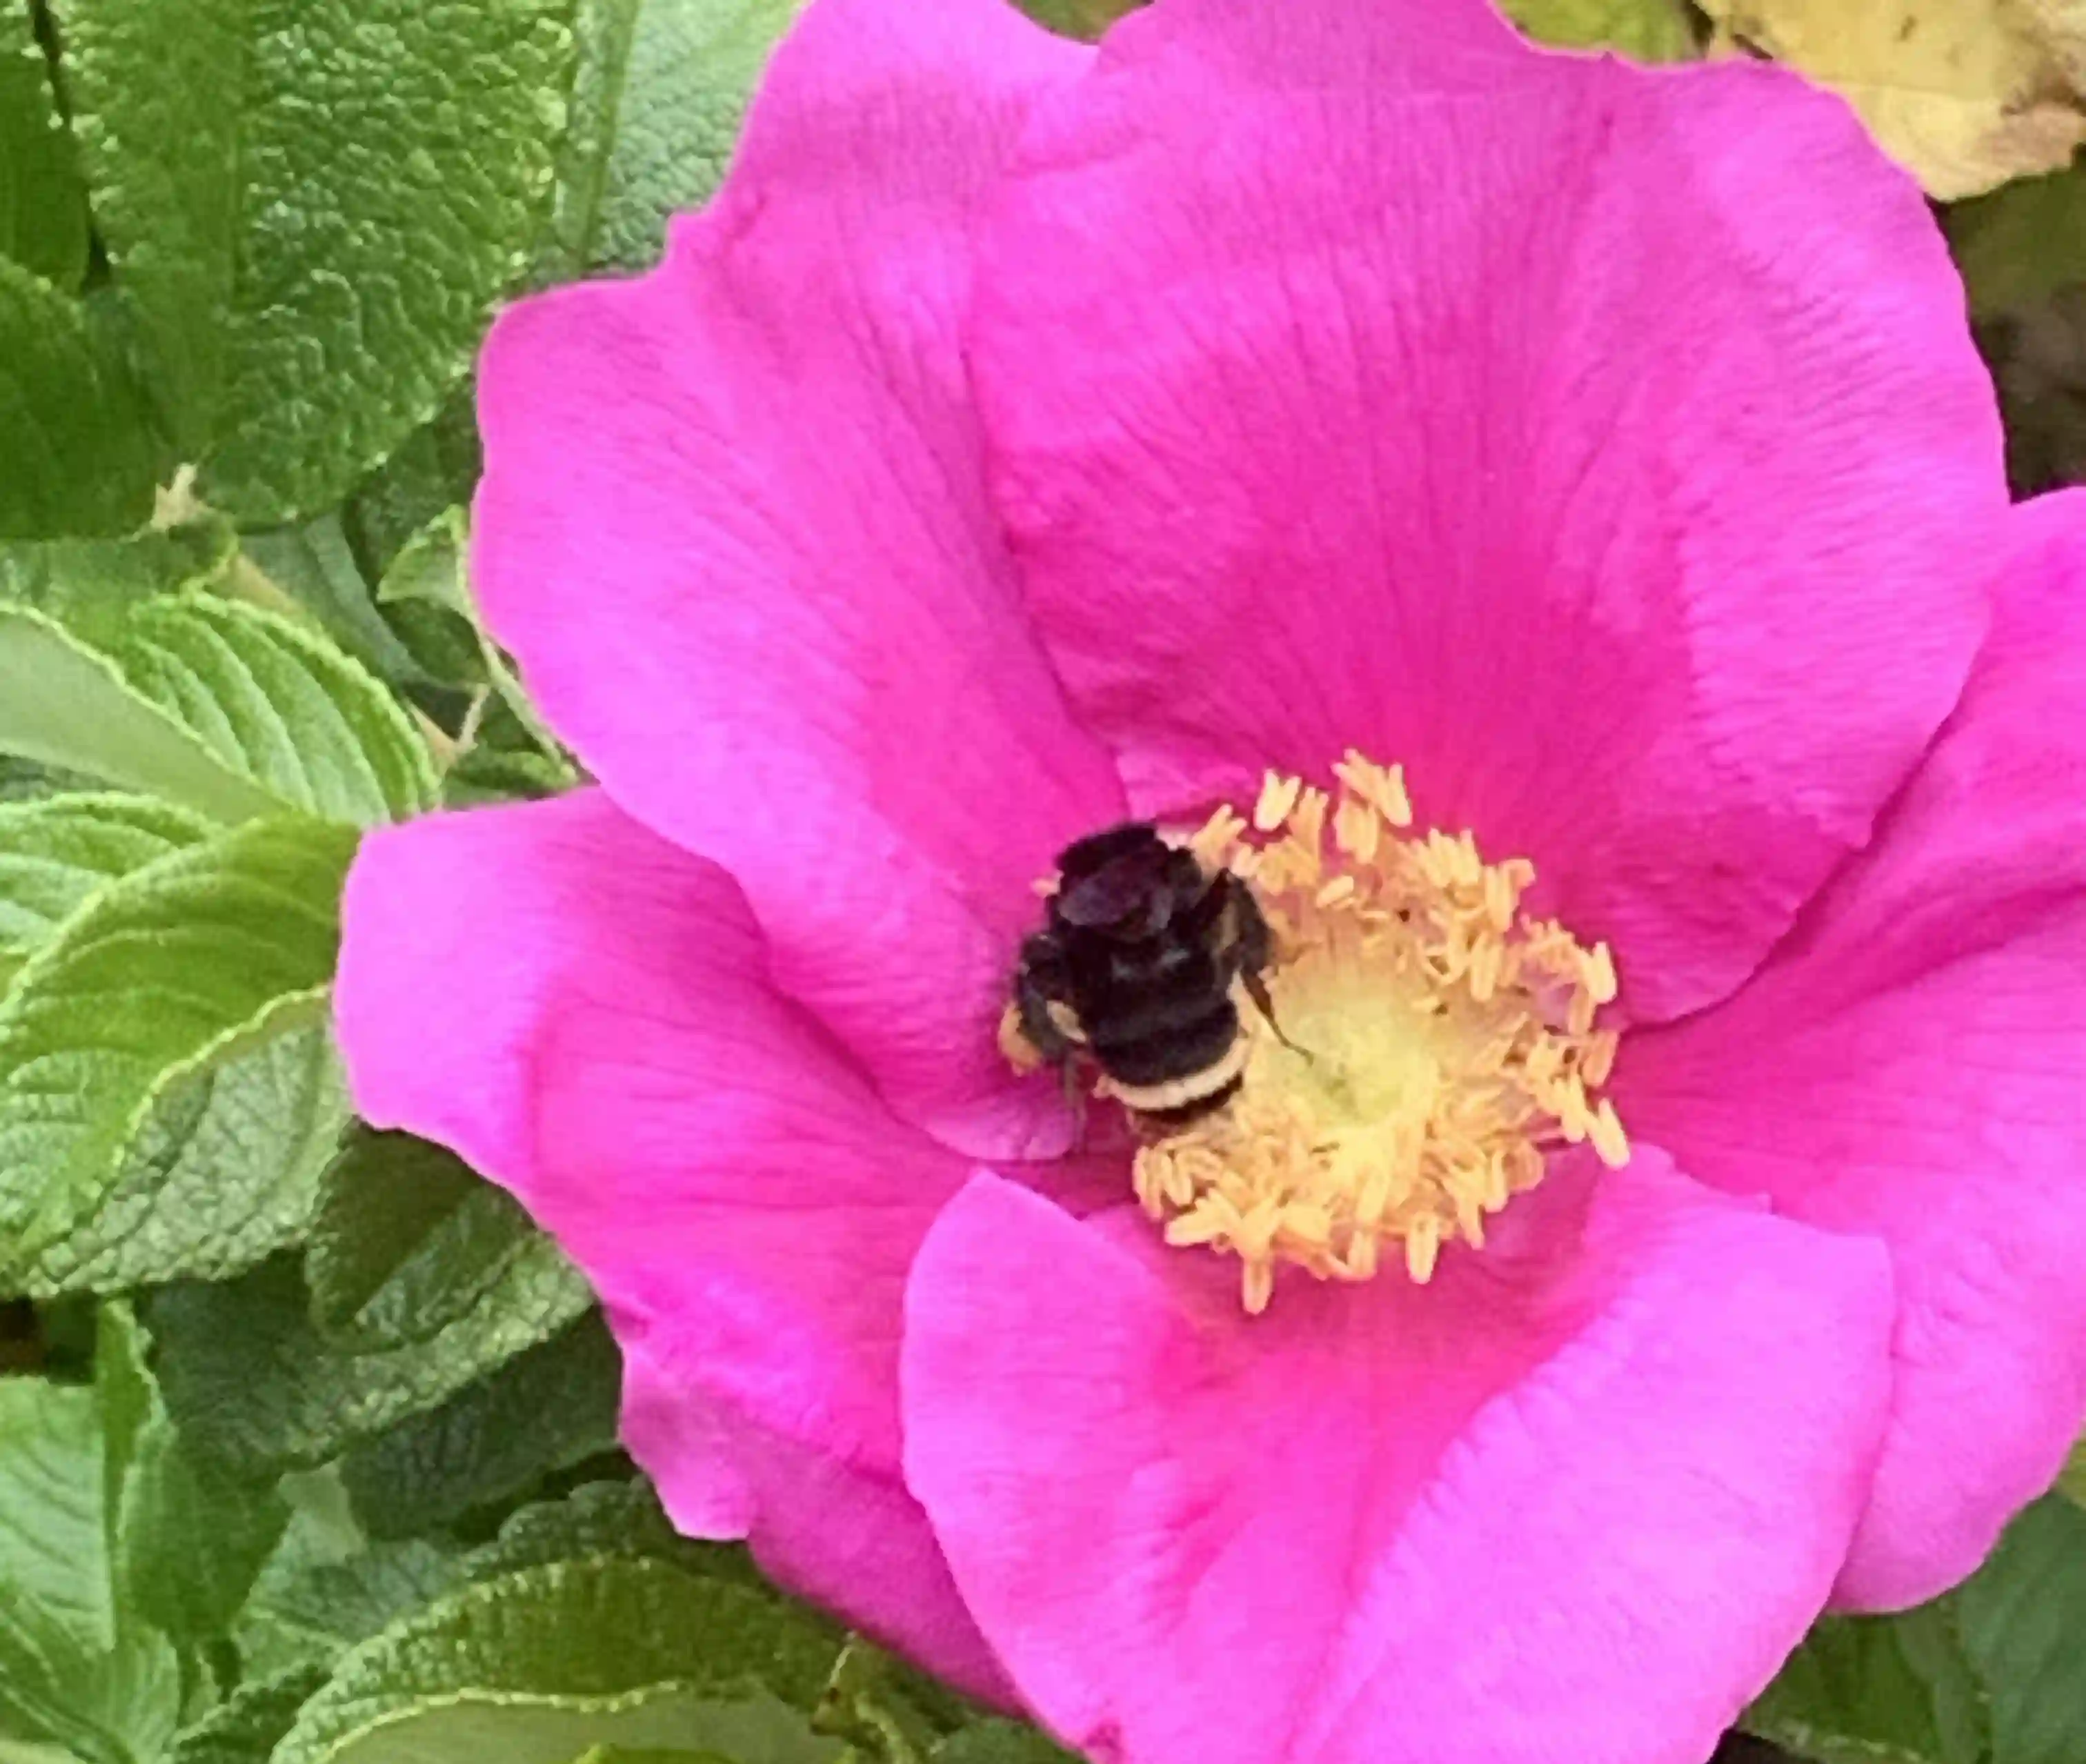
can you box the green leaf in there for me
[1496,0,1697,57]
[459,1480,749,1590]
[167,1664,330,1764]
[0,814,355,1287]
[375,510,570,770]
[0,517,240,647]
[0,793,212,991]
[235,1509,462,1682]
[2053,1436,2086,1509]
[14,1024,347,1297]
[97,1305,288,1651]
[308,1129,567,1353]
[341,387,484,584]
[237,517,433,690]
[813,1637,971,1764]
[930,1725,1082,1764]
[0,595,435,828]
[0,1379,111,1645]
[1945,161,2086,321]
[0,1376,183,1764]
[54,0,579,521]
[547,0,803,277]
[444,742,582,806]
[1954,1496,2086,1764]
[1010,0,1140,39]
[149,1242,593,1477]
[339,1314,623,1540]
[109,595,437,824]
[0,607,277,822]
[0,0,88,288]
[0,755,88,804]
[0,259,166,540]
[1750,1602,1988,1764]
[273,1556,844,1764]
[570,1750,735,1764]
[1751,1496,2086,1764]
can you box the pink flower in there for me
[333,0,2086,1756]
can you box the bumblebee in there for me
[1009,822,1277,1127]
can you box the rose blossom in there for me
[334,0,2086,1757]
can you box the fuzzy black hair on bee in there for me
[1009,821,1279,1129]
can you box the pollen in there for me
[1140,752,1627,1314]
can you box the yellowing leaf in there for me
[1500,0,1698,60]
[1701,0,2086,199]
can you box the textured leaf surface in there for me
[548,0,801,276]
[166,1665,331,1764]
[1956,1497,2086,1764]
[110,596,436,824]
[0,606,277,821]
[15,1025,346,1296]
[0,794,211,990]
[1700,0,2086,199]
[340,1315,622,1540]
[0,602,428,826]
[0,0,88,288]
[308,1129,563,1352]
[0,815,354,1285]
[150,1245,593,1476]
[236,1516,463,1682]
[239,517,431,689]
[0,519,239,648]
[273,1557,844,1764]
[0,1376,182,1764]
[0,261,165,540]
[460,1481,751,1589]
[97,1306,288,1651]
[1500,0,1697,56]
[376,510,571,775]
[0,1378,108,1645]
[1751,1603,1987,1764]
[1751,1497,2086,1764]
[54,0,577,519]
[931,1725,1083,1764]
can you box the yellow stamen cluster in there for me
[1142,753,1629,1314]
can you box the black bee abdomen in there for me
[1086,996,1240,1087]
[1004,820,1274,1120]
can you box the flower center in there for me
[1112,754,1626,1314]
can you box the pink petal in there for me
[621,1336,1014,1702]
[473,0,1123,1161]
[967,0,2001,1022]
[903,1159,1895,1764]
[1618,489,2086,1611]
[335,791,986,1665]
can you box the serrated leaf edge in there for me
[275,1556,813,1764]
[0,604,284,824]
[123,593,439,822]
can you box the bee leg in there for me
[1242,967,1313,1060]
[1014,933,1080,1064]
[1060,1060,1091,1150]
[1223,878,1313,1060]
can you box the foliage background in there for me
[1,1,2083,1761]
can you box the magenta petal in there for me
[473,0,1123,1160]
[968,0,2001,1021]
[335,791,987,1667]
[903,1160,1894,1764]
[622,1338,1013,1703]
[1619,490,2086,1611]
